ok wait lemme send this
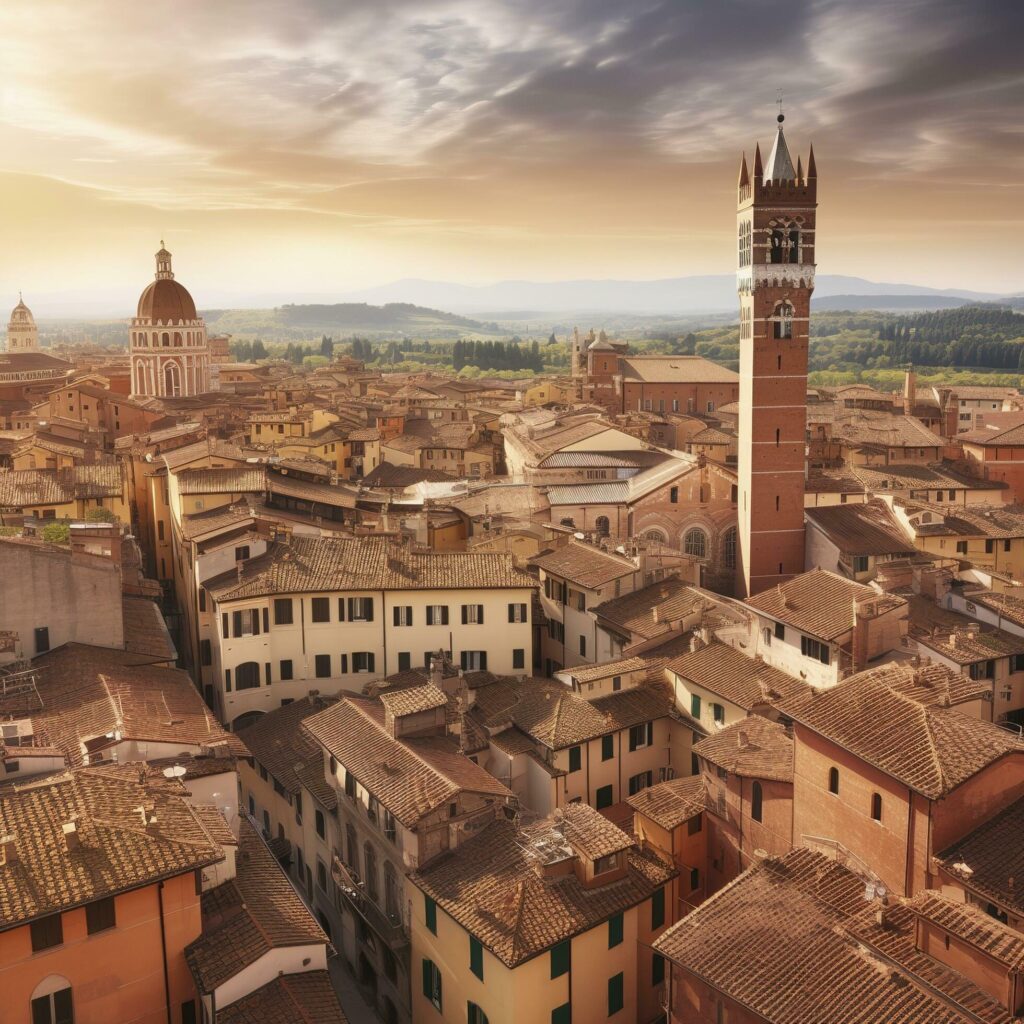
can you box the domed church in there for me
[130,243,211,398]
[7,295,40,353]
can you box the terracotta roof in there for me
[0,764,224,930]
[176,466,267,495]
[852,462,1007,493]
[531,541,638,589]
[627,773,707,830]
[779,666,1023,799]
[746,568,905,641]
[215,972,348,1024]
[694,717,794,782]
[667,642,808,711]
[654,847,1016,1024]
[903,502,1024,540]
[122,594,177,661]
[410,804,674,967]
[960,421,1024,446]
[592,576,708,641]
[266,472,357,508]
[566,656,648,683]
[804,499,916,556]
[935,796,1024,916]
[856,659,992,707]
[967,590,1024,628]
[303,697,512,829]
[186,818,330,994]
[907,891,1024,969]
[379,683,447,717]
[237,697,338,810]
[0,645,245,768]
[915,622,1024,665]
[362,462,452,488]
[618,356,738,385]
[0,465,123,507]
[205,535,534,600]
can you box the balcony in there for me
[332,855,408,951]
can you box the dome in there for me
[137,279,197,322]
[9,295,35,326]
[136,243,198,323]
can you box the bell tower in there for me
[736,113,817,597]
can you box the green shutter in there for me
[690,693,701,718]
[425,895,437,934]
[551,939,570,978]
[568,746,581,773]
[608,913,623,948]
[551,1004,572,1024]
[422,958,432,998]
[608,972,624,1015]
[601,735,614,761]
[651,887,665,929]
[596,785,613,810]
[470,935,484,980]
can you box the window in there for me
[652,953,666,986]
[425,895,438,934]
[512,648,525,670]
[800,635,831,665]
[235,661,260,690]
[751,781,763,823]
[612,675,622,691]
[311,598,330,623]
[316,859,328,892]
[690,693,701,718]
[468,1004,490,1024]
[86,897,116,934]
[280,659,294,680]
[364,842,379,901]
[508,603,527,623]
[595,515,610,537]
[552,1005,571,1024]
[601,734,614,761]
[31,985,73,1024]
[579,635,587,657]
[232,609,260,637]
[608,912,623,948]
[628,721,654,751]
[200,639,212,666]
[690,867,700,891]
[353,652,375,673]
[772,299,795,337]
[234,545,250,562]
[688,814,702,836]
[969,659,996,681]
[422,959,443,1012]
[871,792,883,822]
[394,606,413,626]
[956,540,968,554]
[596,784,614,809]
[712,703,725,725]
[398,652,412,672]
[985,539,995,554]
[315,809,325,839]
[427,605,449,626]
[460,651,487,671]
[31,914,64,952]
[469,935,484,980]
[462,604,484,624]
[669,487,679,504]
[608,972,624,1015]
[551,940,571,978]
[568,746,581,773]
[828,766,840,795]
[348,597,374,621]
[774,620,785,640]
[315,654,331,678]
[683,528,707,559]
[628,770,653,796]
[35,626,50,655]
[651,887,665,928]
[1011,653,1024,673]
[852,555,869,574]
[723,527,737,570]
[274,598,293,625]
[181,1000,197,1024]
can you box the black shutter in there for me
[442,606,449,625]
[225,669,232,692]
[406,607,413,626]
[252,610,260,636]
[394,606,401,627]
[232,611,242,637]
[477,605,484,624]
[508,603,514,622]
[480,651,487,670]
[262,608,269,632]
[264,662,271,684]
[347,598,354,621]
[461,651,468,670]
[647,721,654,746]
[366,600,374,622]
[461,605,468,624]
[426,607,434,626]
[222,613,228,639]
[338,598,345,621]
[367,653,375,672]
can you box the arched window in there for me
[684,528,707,560]
[235,661,260,690]
[595,515,610,538]
[737,221,751,268]
[770,227,800,264]
[751,781,763,823]
[163,361,181,397]
[231,710,264,732]
[723,527,737,570]
[773,301,794,340]
[641,527,669,545]
[871,792,882,822]
[468,1003,490,1024]
[173,332,183,347]
[31,976,73,1024]
[828,767,840,795]
[364,842,378,902]
[161,332,170,347]
[135,362,147,395]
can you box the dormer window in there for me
[594,853,619,874]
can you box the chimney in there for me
[738,730,749,748]
[62,821,80,853]
[903,368,916,416]
[0,834,16,866]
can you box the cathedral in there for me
[6,295,40,353]
[130,243,211,399]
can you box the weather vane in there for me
[777,91,785,123]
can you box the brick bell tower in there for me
[736,112,816,597]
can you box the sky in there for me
[0,0,1021,313]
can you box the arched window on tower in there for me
[737,221,751,268]
[163,361,181,398]
[772,301,794,340]
[684,528,707,560]
[770,226,800,264]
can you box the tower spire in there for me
[738,152,750,189]
[763,112,796,183]
[753,143,763,180]
[807,144,817,180]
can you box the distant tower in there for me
[736,113,817,597]
[6,295,40,353]
[130,243,211,399]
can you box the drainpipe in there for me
[157,881,173,1024]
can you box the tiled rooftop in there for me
[627,773,707,830]
[531,540,638,589]
[694,716,794,782]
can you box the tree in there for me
[251,338,268,361]
[320,335,334,358]
[41,521,70,545]
[85,507,117,523]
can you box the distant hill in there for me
[202,302,511,340]
[812,294,973,312]
[338,274,1009,315]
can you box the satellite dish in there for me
[163,765,187,779]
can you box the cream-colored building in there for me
[408,802,675,1024]
[201,535,534,730]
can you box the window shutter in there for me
[422,959,432,998]
[232,611,243,637]
[252,610,260,636]
[367,653,375,672]
[262,608,269,633]
[264,663,271,684]
[647,721,654,746]
[480,652,487,670]
[477,605,483,624]
[225,669,231,692]
[461,605,468,625]
[222,613,228,638]
[508,603,514,622]
[394,607,401,627]
[461,651,468,670]
[406,607,413,626]
[628,727,638,753]
[338,598,345,621]
[442,606,449,625]
[347,598,354,621]
[366,600,374,622]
